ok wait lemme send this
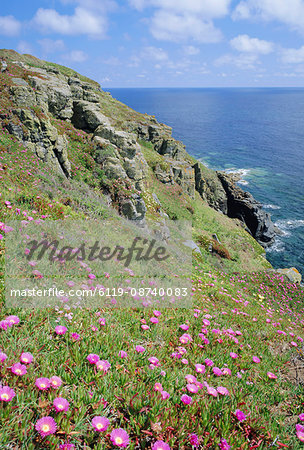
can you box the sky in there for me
[1,0,304,87]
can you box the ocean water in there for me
[108,88,304,273]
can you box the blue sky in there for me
[1,0,304,87]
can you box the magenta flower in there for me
[299,414,304,421]
[87,354,100,364]
[213,367,223,376]
[91,416,110,432]
[180,323,189,331]
[153,310,161,317]
[35,377,51,391]
[267,372,278,379]
[53,397,70,412]
[88,273,96,279]
[154,382,163,392]
[148,357,160,366]
[189,434,199,447]
[0,386,16,402]
[181,394,192,405]
[110,428,130,447]
[195,364,205,374]
[234,409,247,422]
[11,363,27,376]
[185,374,197,384]
[152,441,171,450]
[222,368,231,376]
[50,376,62,388]
[205,358,214,366]
[119,350,128,359]
[96,359,111,372]
[0,352,8,362]
[179,333,192,344]
[35,416,57,437]
[20,352,33,364]
[186,384,199,394]
[161,390,170,400]
[252,356,261,363]
[6,315,20,325]
[59,444,75,449]
[217,386,229,396]
[230,352,238,359]
[70,333,80,341]
[207,386,218,397]
[98,317,106,326]
[219,438,231,449]
[296,424,304,442]
[135,345,145,353]
[55,325,67,335]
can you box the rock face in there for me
[217,172,276,247]
[276,268,302,284]
[193,162,228,213]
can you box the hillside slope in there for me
[0,50,304,449]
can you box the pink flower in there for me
[296,424,304,442]
[234,409,246,422]
[35,377,51,391]
[217,386,229,396]
[55,325,67,335]
[153,310,161,317]
[185,374,197,384]
[0,386,15,402]
[180,324,189,331]
[152,441,171,450]
[96,359,111,372]
[213,367,223,376]
[189,434,199,447]
[141,325,150,330]
[150,317,159,324]
[35,416,57,437]
[179,333,192,344]
[154,382,163,392]
[98,317,106,326]
[299,414,304,421]
[20,352,33,364]
[11,363,27,376]
[88,273,96,279]
[148,357,160,366]
[91,416,110,432]
[230,352,238,359]
[6,315,20,325]
[119,350,128,359]
[0,352,8,362]
[53,397,70,412]
[222,368,231,376]
[252,356,261,364]
[195,364,205,374]
[70,333,80,341]
[87,354,100,364]
[181,394,192,405]
[219,438,231,449]
[59,444,75,449]
[110,428,130,447]
[187,384,199,394]
[50,376,62,388]
[267,372,278,379]
[205,358,214,366]
[207,386,218,397]
[135,345,145,353]
[161,391,170,400]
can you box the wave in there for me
[263,204,281,210]
[223,168,250,186]
[275,219,304,237]
[267,239,285,253]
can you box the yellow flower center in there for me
[42,424,50,432]
[16,370,21,374]
[97,423,102,429]
[1,394,8,400]
[41,384,45,388]
[115,437,123,444]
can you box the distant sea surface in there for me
[109,88,304,273]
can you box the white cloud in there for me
[38,39,65,54]
[0,15,21,36]
[17,41,33,54]
[183,45,200,55]
[151,11,222,43]
[62,50,88,63]
[129,0,229,43]
[281,46,304,63]
[33,7,106,37]
[233,0,304,33]
[141,46,168,61]
[130,0,231,17]
[230,34,274,54]
[215,53,259,69]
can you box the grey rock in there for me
[72,101,111,131]
[1,60,7,72]
[183,240,201,254]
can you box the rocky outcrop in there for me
[217,172,276,247]
[193,162,228,213]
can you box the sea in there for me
[108,88,304,274]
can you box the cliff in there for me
[0,49,276,271]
